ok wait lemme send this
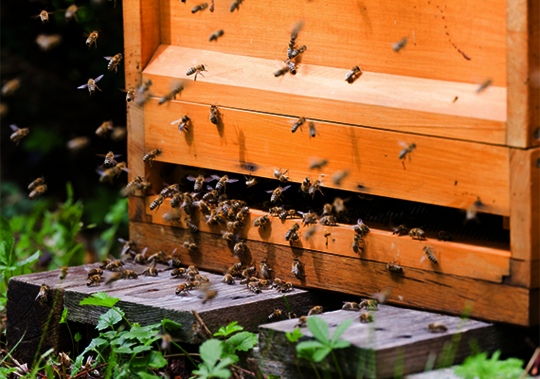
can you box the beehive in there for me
[124,0,539,325]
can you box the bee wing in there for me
[95,168,106,177]
[96,153,107,157]
[227,179,239,183]
[398,141,408,148]
[94,75,104,83]
[141,247,148,256]
[9,124,20,131]
[206,185,214,191]
[186,175,197,181]
[170,119,182,125]
[114,154,122,158]
[118,238,128,243]
[104,56,113,61]
[203,177,215,182]
[77,83,89,89]
[209,175,221,181]
[265,189,275,193]
[282,185,292,192]
[171,248,178,255]
[120,244,131,256]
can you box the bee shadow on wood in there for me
[184,119,195,147]
[257,223,272,241]
[349,127,362,170]
[216,118,225,140]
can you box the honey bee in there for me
[309,158,328,170]
[359,299,378,310]
[147,250,168,264]
[171,268,186,278]
[168,258,182,268]
[477,79,493,94]
[272,278,283,290]
[234,241,248,255]
[141,263,159,277]
[308,122,317,137]
[342,302,360,311]
[95,121,113,138]
[222,274,235,284]
[120,87,136,102]
[209,0,215,12]
[332,170,349,186]
[309,177,324,199]
[175,283,191,296]
[163,208,182,223]
[273,168,290,183]
[122,176,150,197]
[29,185,48,200]
[158,82,185,105]
[267,185,291,203]
[123,270,139,279]
[66,136,90,153]
[274,66,290,77]
[291,257,303,278]
[228,262,243,277]
[296,177,311,197]
[84,31,99,49]
[399,142,416,160]
[32,10,53,24]
[9,124,29,146]
[28,177,46,191]
[359,313,374,323]
[386,260,403,273]
[78,75,104,96]
[213,175,238,192]
[285,59,298,75]
[35,284,50,303]
[279,209,299,221]
[290,45,307,59]
[243,266,257,278]
[292,117,305,133]
[188,281,201,290]
[58,267,69,280]
[423,246,438,264]
[87,275,102,287]
[296,316,307,328]
[428,322,448,333]
[195,199,212,215]
[100,259,112,269]
[87,268,103,278]
[236,206,250,221]
[105,260,125,271]
[268,309,284,322]
[304,226,317,240]
[134,247,148,264]
[320,216,337,226]
[169,115,190,133]
[352,234,364,254]
[104,53,123,73]
[149,194,165,211]
[409,228,426,240]
[184,241,199,252]
[269,206,283,217]
[392,225,408,236]
[230,0,244,12]
[202,289,218,304]
[191,3,208,13]
[285,223,301,242]
[354,219,370,237]
[281,281,294,292]
[244,174,259,188]
[2,78,21,96]
[308,306,323,316]
[142,148,162,166]
[227,220,244,232]
[186,64,207,81]
[181,217,198,234]
[98,162,128,184]
[345,66,362,84]
[253,215,270,229]
[437,231,452,242]
[392,37,408,52]
[36,34,62,51]
[96,151,121,167]
[247,282,261,294]
[260,259,272,279]
[209,29,224,42]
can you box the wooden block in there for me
[258,308,526,379]
[142,46,506,144]
[130,221,533,325]
[161,0,506,86]
[142,99,510,216]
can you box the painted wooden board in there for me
[145,199,510,283]
[258,309,524,379]
[142,46,507,144]
[160,0,506,86]
[142,99,510,216]
[129,221,534,325]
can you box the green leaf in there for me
[0,367,18,376]
[162,318,182,334]
[227,331,258,352]
[74,332,82,342]
[16,250,40,267]
[87,337,109,351]
[307,316,329,345]
[268,375,282,379]
[59,308,68,324]
[200,339,224,368]
[331,339,351,349]
[136,372,161,379]
[114,342,136,354]
[132,345,153,354]
[296,340,324,351]
[0,238,15,267]
[297,346,317,361]
[211,357,234,378]
[148,351,167,369]
[0,215,13,244]
[331,318,353,345]
[79,292,120,308]
[286,328,304,343]
[312,347,332,362]
[214,321,244,337]
[97,308,124,330]
[123,323,161,344]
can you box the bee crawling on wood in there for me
[308,175,325,198]
[298,211,317,226]
[319,215,337,226]
[279,209,299,221]
[96,151,121,167]
[428,322,448,333]
[228,262,243,277]
[175,283,191,296]
[423,246,438,264]
[308,306,323,316]
[142,148,162,167]
[359,313,374,323]
[386,260,403,273]
[209,30,224,42]
[191,2,208,13]
[171,115,191,133]
[35,284,51,303]
[354,219,370,237]
[184,241,199,253]
[105,259,125,271]
[281,281,294,293]
[296,316,307,328]
[209,105,222,125]
[345,66,363,84]
[87,275,102,287]
[342,302,360,311]
[87,268,103,278]
[104,53,123,73]
[291,117,305,133]
[392,225,408,236]
[141,262,159,277]
[392,37,408,52]
[222,273,235,285]
[9,124,30,146]
[84,31,99,49]
[359,299,378,311]
[409,228,426,240]
[233,240,248,255]
[268,309,284,322]
[285,223,301,242]
[291,257,304,278]
[274,65,290,77]
[352,234,364,254]
[171,268,187,278]
[78,75,104,96]
[247,282,261,294]
[186,64,207,81]
[267,185,291,203]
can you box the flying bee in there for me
[222,274,235,284]
[32,10,53,24]
[184,241,199,252]
[428,322,448,333]
[186,64,207,81]
[143,148,162,166]
[268,309,284,322]
[111,126,126,140]
[195,274,210,282]
[285,223,301,242]
[187,174,211,192]
[105,260,125,271]
[279,209,299,221]
[392,225,408,236]
[352,234,364,254]
[95,120,113,138]
[409,228,426,240]
[104,53,123,73]
[100,259,112,269]
[345,66,362,83]
[308,122,317,137]
[399,142,416,167]
[66,136,90,153]
[96,151,121,167]
[423,246,438,264]
[202,289,218,304]
[309,177,324,198]
[171,268,186,278]
[281,282,294,292]
[187,281,201,290]
[386,260,403,273]
[260,259,272,279]
[292,117,305,133]
[320,215,337,226]
[308,306,323,316]
[213,175,239,192]
[134,247,148,264]
[342,302,360,311]
[233,241,248,255]
[147,250,169,264]
[171,115,191,133]
[296,316,307,328]
[120,87,136,102]
[359,313,374,323]
[209,105,221,125]
[392,37,408,52]
[78,75,104,96]
[267,185,291,203]
[296,177,311,197]
[28,177,46,191]
[2,78,21,96]
[29,185,48,200]
[87,268,103,278]
[175,283,191,296]
[35,284,50,303]
[332,170,349,186]
[163,208,182,222]
[354,219,370,237]
[230,0,244,12]
[87,275,102,287]
[191,2,208,13]
[437,230,452,241]
[36,34,62,51]
[291,257,303,278]
[159,82,185,105]
[138,79,152,94]
[141,263,159,277]
[209,29,224,42]
[309,158,328,170]
[84,31,99,49]
[273,168,290,183]
[150,194,165,211]
[98,162,128,184]
[9,124,29,145]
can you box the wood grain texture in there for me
[258,309,523,379]
[130,221,534,325]
[142,45,506,144]
[161,0,506,86]
[146,199,510,283]
[142,99,510,216]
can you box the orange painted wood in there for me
[142,45,507,145]
[144,198,510,283]
[160,0,506,86]
[130,221,533,325]
[142,99,510,216]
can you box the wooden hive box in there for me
[123,0,539,326]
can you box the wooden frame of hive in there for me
[123,0,539,325]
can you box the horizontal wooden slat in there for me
[161,0,506,86]
[145,199,510,283]
[142,99,510,215]
[142,45,507,144]
[130,221,533,325]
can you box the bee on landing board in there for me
[9,124,29,145]
[291,117,305,133]
[352,234,364,254]
[96,151,121,167]
[35,284,51,303]
[342,302,360,311]
[268,309,284,322]
[285,223,301,242]
[291,257,303,278]
[428,322,448,333]
[186,64,207,81]
[423,246,438,264]
[253,215,270,229]
[308,306,323,316]
[386,260,403,273]
[354,219,370,237]
[95,121,113,138]
[209,105,221,125]
[392,38,408,52]
[171,115,191,133]
[273,168,290,183]
[392,225,408,236]
[409,228,426,240]
[78,75,104,96]
[104,53,123,73]
[296,316,307,328]
[345,66,362,83]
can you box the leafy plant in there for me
[286,328,304,343]
[454,350,527,379]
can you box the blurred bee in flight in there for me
[32,10,54,24]
[78,75,104,96]
[392,37,408,52]
[399,142,416,170]
[209,30,224,42]
[2,78,21,96]
[36,34,62,51]
[143,148,162,166]
[159,82,185,105]
[230,0,244,12]
[104,53,123,73]
[98,162,128,184]
[95,121,114,138]
[267,185,291,203]
[29,177,48,200]
[9,124,29,145]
